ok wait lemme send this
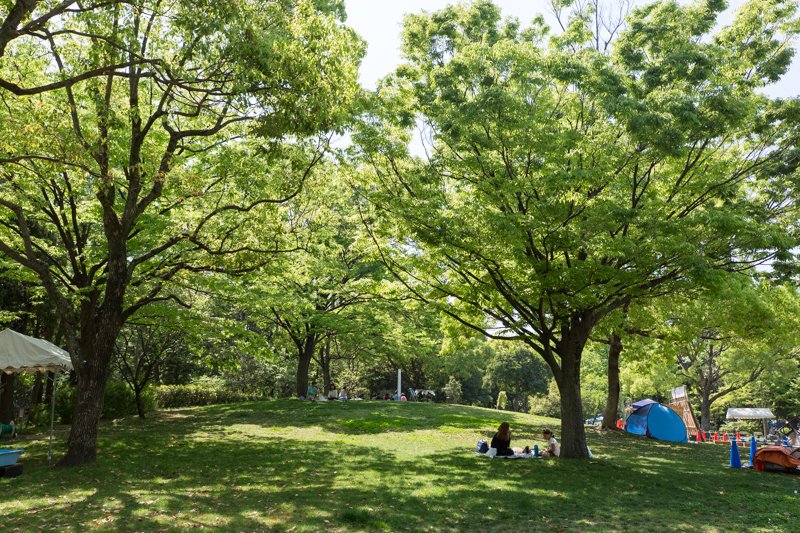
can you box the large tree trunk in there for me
[59,359,111,466]
[295,337,317,398]
[31,372,44,404]
[699,391,712,432]
[555,353,589,459]
[320,338,331,395]
[134,386,146,418]
[601,334,622,430]
[550,319,592,459]
[58,314,120,466]
[0,372,15,423]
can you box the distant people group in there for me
[303,382,350,401]
[489,422,560,458]
[301,383,426,403]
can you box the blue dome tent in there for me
[626,399,687,443]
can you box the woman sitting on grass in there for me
[540,428,560,457]
[491,422,515,457]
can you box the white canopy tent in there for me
[0,329,72,464]
[726,407,775,436]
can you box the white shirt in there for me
[549,437,560,457]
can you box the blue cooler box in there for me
[0,449,23,467]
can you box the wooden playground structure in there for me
[668,386,699,440]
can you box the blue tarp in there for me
[626,402,687,443]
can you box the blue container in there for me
[0,449,23,467]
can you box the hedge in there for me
[52,381,157,423]
[155,385,262,408]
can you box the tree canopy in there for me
[354,0,800,457]
[0,0,364,465]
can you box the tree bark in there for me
[0,372,15,423]
[0,0,39,58]
[549,318,593,459]
[58,363,109,466]
[31,371,44,403]
[295,337,317,398]
[320,338,331,395]
[555,352,589,459]
[699,391,712,432]
[58,315,120,466]
[134,386,145,418]
[601,334,622,430]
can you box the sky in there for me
[344,0,800,98]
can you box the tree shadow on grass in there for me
[0,435,621,531]
[4,401,800,531]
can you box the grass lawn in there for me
[1,400,798,532]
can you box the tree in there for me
[482,342,551,412]
[657,282,800,430]
[1,1,146,94]
[444,375,462,404]
[0,0,363,465]
[113,323,186,418]
[356,0,800,457]
[248,168,385,397]
[590,302,662,430]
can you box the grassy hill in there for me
[1,400,798,531]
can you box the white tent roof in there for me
[0,329,72,374]
[726,407,775,420]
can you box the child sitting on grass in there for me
[540,428,560,457]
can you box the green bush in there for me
[52,381,157,423]
[155,384,260,408]
[528,380,561,418]
[25,403,50,427]
[103,381,135,419]
[102,381,157,418]
[718,420,762,434]
[443,376,463,404]
[55,384,76,424]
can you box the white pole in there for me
[48,371,58,466]
[397,369,401,400]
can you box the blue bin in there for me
[0,449,23,467]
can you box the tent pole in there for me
[48,371,58,466]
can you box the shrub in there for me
[496,391,508,410]
[155,384,261,408]
[102,381,158,418]
[52,380,157,423]
[103,381,132,419]
[55,384,76,424]
[444,376,463,404]
[528,380,561,418]
[718,420,762,434]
